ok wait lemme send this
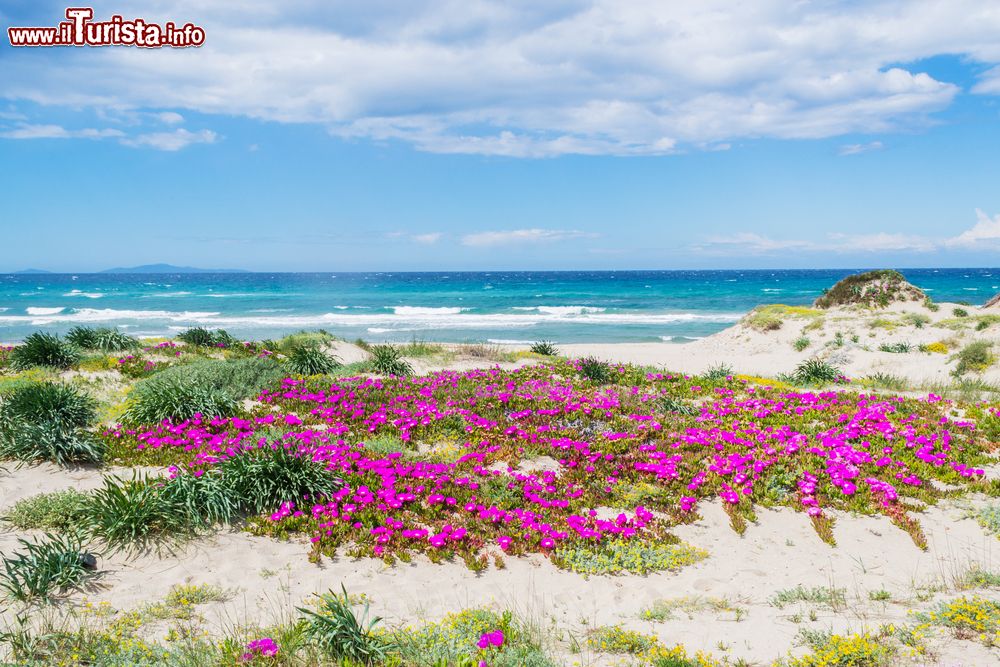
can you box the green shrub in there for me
[266,330,335,355]
[577,357,613,384]
[9,332,80,370]
[878,342,912,353]
[552,539,706,575]
[902,313,930,328]
[953,341,995,376]
[769,585,846,610]
[3,489,89,531]
[286,344,341,376]
[120,377,240,426]
[0,532,92,601]
[862,373,908,392]
[529,341,558,356]
[787,358,843,386]
[136,357,284,400]
[299,586,389,664]
[65,326,138,352]
[177,327,237,348]
[793,336,811,352]
[84,473,225,551]
[953,307,969,318]
[366,345,413,377]
[219,446,342,514]
[390,607,553,667]
[923,297,940,312]
[703,363,733,380]
[0,383,103,465]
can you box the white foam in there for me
[392,306,467,315]
[64,290,103,298]
[512,305,606,315]
[0,306,743,331]
[487,338,537,345]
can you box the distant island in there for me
[100,264,248,274]
[12,268,53,274]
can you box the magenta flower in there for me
[477,630,505,649]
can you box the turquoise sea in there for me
[0,269,997,344]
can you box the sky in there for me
[1,1,1000,272]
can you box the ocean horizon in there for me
[1,268,998,344]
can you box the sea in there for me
[0,269,997,344]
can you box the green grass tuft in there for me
[365,345,413,376]
[9,332,80,370]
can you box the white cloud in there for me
[0,123,124,140]
[839,141,884,156]
[412,232,442,244]
[945,208,1000,247]
[462,228,597,247]
[3,1,1000,156]
[156,111,185,125]
[699,233,815,253]
[121,128,217,151]
[699,210,997,255]
[826,232,935,252]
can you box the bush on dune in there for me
[120,376,240,427]
[2,489,89,531]
[814,270,924,309]
[65,326,138,352]
[0,531,93,602]
[219,446,342,514]
[285,344,341,376]
[0,382,103,465]
[365,345,413,376]
[9,332,79,370]
[176,327,238,348]
[139,357,284,399]
[84,447,340,550]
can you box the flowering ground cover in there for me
[103,359,998,571]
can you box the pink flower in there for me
[477,630,505,649]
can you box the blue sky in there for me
[2,1,1000,272]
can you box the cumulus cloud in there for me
[462,228,597,247]
[120,128,217,151]
[3,0,1000,156]
[945,208,1000,247]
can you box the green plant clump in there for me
[286,344,341,376]
[9,332,80,370]
[176,327,238,348]
[298,585,390,664]
[952,341,995,376]
[3,489,89,531]
[366,345,413,377]
[878,342,912,354]
[120,376,241,426]
[577,357,614,384]
[65,326,138,352]
[787,358,843,386]
[0,532,92,602]
[552,539,707,575]
[0,382,103,465]
[529,341,558,356]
